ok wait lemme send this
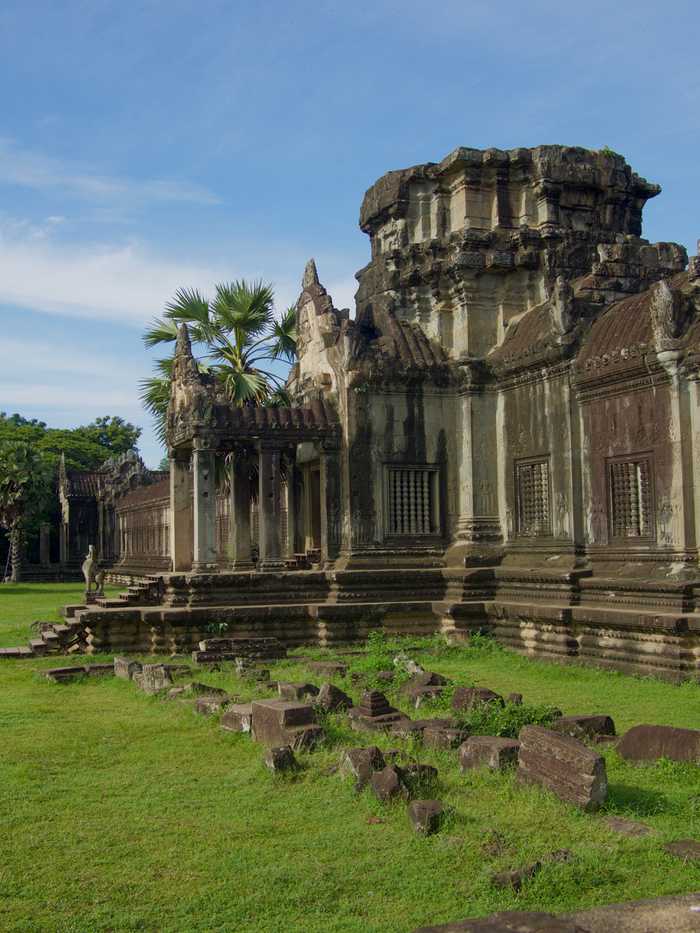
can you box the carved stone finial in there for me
[175,323,193,359]
[550,275,575,335]
[303,259,320,289]
[650,279,684,347]
[689,240,700,280]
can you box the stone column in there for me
[319,444,341,567]
[170,451,194,572]
[258,443,284,571]
[192,442,218,572]
[285,454,300,560]
[229,452,254,570]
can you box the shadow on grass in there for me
[605,782,668,816]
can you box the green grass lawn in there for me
[1,584,699,933]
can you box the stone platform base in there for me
[52,565,700,681]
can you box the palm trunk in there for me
[9,523,23,583]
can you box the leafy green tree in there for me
[140,280,296,444]
[76,416,141,457]
[0,441,52,582]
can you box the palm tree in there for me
[140,280,296,445]
[0,441,51,582]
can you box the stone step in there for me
[28,638,50,655]
[0,646,34,658]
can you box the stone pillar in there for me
[192,442,218,572]
[258,443,285,571]
[39,523,51,566]
[285,454,300,560]
[59,522,68,566]
[229,452,254,570]
[319,444,341,567]
[169,451,194,572]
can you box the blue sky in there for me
[1,0,698,467]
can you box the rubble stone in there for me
[452,687,504,712]
[460,736,520,771]
[412,912,587,933]
[408,800,444,835]
[194,694,231,715]
[277,681,320,701]
[517,725,607,812]
[551,715,616,740]
[138,664,174,694]
[348,690,408,732]
[617,724,700,763]
[114,657,142,680]
[263,746,297,773]
[251,699,324,749]
[220,703,254,733]
[339,746,385,788]
[370,765,407,802]
[315,682,353,712]
[663,839,700,861]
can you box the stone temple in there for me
[32,145,700,680]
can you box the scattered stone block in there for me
[507,692,523,705]
[277,681,320,701]
[410,686,446,708]
[400,671,449,696]
[604,816,652,837]
[44,666,87,683]
[114,657,142,680]
[393,651,424,675]
[663,839,700,861]
[196,636,286,663]
[408,799,444,835]
[138,664,174,694]
[617,724,700,763]
[251,699,324,749]
[167,686,189,700]
[517,725,607,812]
[413,913,587,933]
[339,746,385,788]
[348,690,408,732]
[315,682,353,712]
[221,703,254,733]
[370,765,407,802]
[551,715,616,740]
[491,861,541,891]
[308,660,347,677]
[452,687,504,712]
[194,694,231,715]
[263,746,297,773]
[376,670,394,683]
[460,736,520,771]
[423,724,469,750]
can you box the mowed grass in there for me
[0,585,699,932]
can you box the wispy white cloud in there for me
[0,138,220,206]
[0,220,228,324]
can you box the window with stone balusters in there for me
[607,455,655,541]
[385,466,439,537]
[515,457,552,537]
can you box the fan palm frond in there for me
[270,305,297,361]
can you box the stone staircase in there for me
[94,576,163,610]
[0,619,88,659]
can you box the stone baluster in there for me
[257,443,285,571]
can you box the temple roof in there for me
[64,471,102,498]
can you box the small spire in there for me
[303,258,319,289]
[174,323,193,358]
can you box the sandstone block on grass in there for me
[617,724,700,763]
[460,736,520,771]
[370,765,407,802]
[517,725,607,812]
[452,687,504,712]
[251,699,323,749]
[408,800,444,835]
[137,664,173,694]
[221,703,254,733]
[308,660,347,677]
[551,715,615,740]
[315,682,353,712]
[114,657,142,680]
[423,725,469,750]
[263,746,296,772]
[195,694,231,715]
[664,839,700,861]
[277,681,320,701]
[339,746,385,788]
